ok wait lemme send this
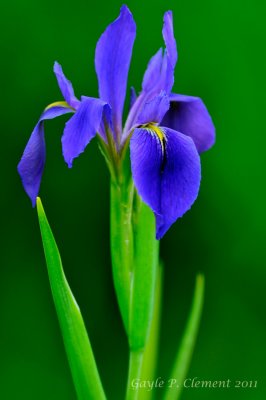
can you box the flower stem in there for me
[140,262,163,400]
[110,180,134,333]
[126,350,144,400]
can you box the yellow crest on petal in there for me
[45,101,72,111]
[142,123,166,152]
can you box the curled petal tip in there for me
[164,10,173,19]
[53,61,64,76]
[62,148,73,168]
[53,61,79,109]
[53,61,60,70]
[67,159,73,168]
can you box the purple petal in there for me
[136,92,170,125]
[155,127,201,238]
[142,48,163,93]
[98,101,114,141]
[130,128,163,213]
[162,11,177,68]
[159,11,178,94]
[95,5,136,136]
[130,126,201,239]
[53,62,80,109]
[18,105,74,206]
[130,87,137,109]
[62,96,108,167]
[141,11,177,96]
[161,94,215,153]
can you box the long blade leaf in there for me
[164,274,205,400]
[36,197,106,400]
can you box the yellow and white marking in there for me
[142,123,166,153]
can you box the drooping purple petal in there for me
[130,126,201,239]
[130,128,163,213]
[136,92,170,125]
[95,5,136,136]
[161,94,215,153]
[155,127,201,238]
[53,62,80,109]
[18,105,74,206]
[62,96,108,167]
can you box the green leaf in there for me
[164,274,205,400]
[36,197,106,400]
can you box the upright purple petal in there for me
[62,96,109,167]
[124,13,177,138]
[141,11,177,96]
[95,5,136,136]
[18,105,74,206]
[160,11,178,94]
[53,62,80,109]
[162,11,177,68]
[136,92,170,125]
[129,87,137,109]
[161,94,215,153]
[98,101,114,141]
[142,48,163,92]
[130,126,201,239]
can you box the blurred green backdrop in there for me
[1,0,265,399]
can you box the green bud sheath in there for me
[129,195,159,350]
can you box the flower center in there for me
[142,123,166,153]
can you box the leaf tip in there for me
[196,273,205,294]
[36,196,44,216]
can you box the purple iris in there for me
[18,5,215,239]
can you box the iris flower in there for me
[18,5,215,239]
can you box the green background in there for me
[1,0,265,399]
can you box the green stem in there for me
[110,180,134,333]
[164,274,205,400]
[125,200,161,400]
[140,262,163,400]
[126,350,144,400]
